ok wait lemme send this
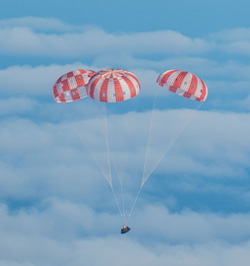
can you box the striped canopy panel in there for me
[88,69,140,103]
[156,70,208,102]
[53,69,96,103]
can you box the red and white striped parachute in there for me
[53,69,96,103]
[156,70,208,102]
[88,69,140,103]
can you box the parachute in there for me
[140,70,208,185]
[86,68,140,233]
[88,69,140,102]
[156,70,208,102]
[53,69,95,103]
[53,68,208,234]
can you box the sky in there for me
[1,0,250,265]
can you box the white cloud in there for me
[135,109,250,182]
[0,97,39,115]
[209,28,250,55]
[0,18,210,57]
[211,28,250,42]
[1,201,250,265]
[1,17,250,61]
[0,109,250,205]
[0,16,90,33]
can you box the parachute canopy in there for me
[88,69,140,103]
[53,69,96,103]
[156,70,208,102]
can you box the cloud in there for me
[0,108,250,210]
[210,28,250,42]
[0,97,39,115]
[135,109,250,181]
[0,17,210,57]
[0,16,90,33]
[1,17,250,62]
[209,28,250,55]
[1,201,250,265]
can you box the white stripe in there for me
[190,95,197,101]
[167,70,182,86]
[87,75,98,97]
[107,79,117,102]
[78,86,88,98]
[93,78,103,102]
[180,72,192,92]
[119,78,131,101]
[55,84,61,95]
[176,88,185,97]
[194,78,203,98]
[60,73,68,82]
[68,76,77,90]
[126,74,140,96]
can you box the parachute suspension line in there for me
[77,125,110,184]
[111,151,126,223]
[121,179,126,224]
[103,103,112,186]
[103,103,123,218]
[125,183,143,224]
[111,98,141,224]
[110,184,123,218]
[111,150,126,223]
[112,166,126,222]
[141,88,158,186]
[141,102,203,186]
[121,97,141,224]
[125,93,158,224]
[126,102,203,222]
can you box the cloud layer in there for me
[1,201,250,266]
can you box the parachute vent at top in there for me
[88,69,141,103]
[156,70,208,102]
[53,69,96,103]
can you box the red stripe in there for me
[159,70,177,86]
[53,85,58,98]
[67,72,74,78]
[169,86,177,93]
[183,92,192,99]
[172,71,188,89]
[123,76,136,98]
[78,70,87,74]
[199,79,207,102]
[128,73,140,91]
[99,79,109,102]
[58,94,66,103]
[84,84,89,95]
[186,74,198,95]
[56,77,62,84]
[114,79,124,102]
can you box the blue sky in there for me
[1,0,250,265]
